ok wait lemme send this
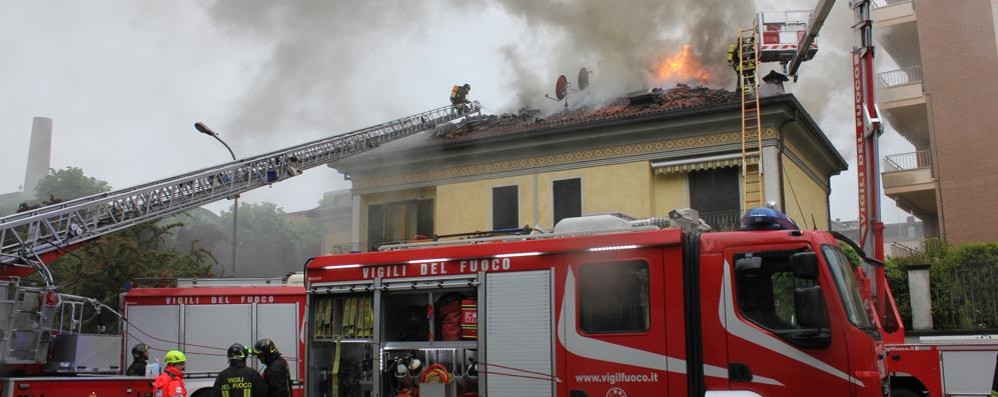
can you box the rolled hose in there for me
[419,363,451,384]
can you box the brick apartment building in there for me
[873,0,998,243]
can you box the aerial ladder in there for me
[0,101,479,365]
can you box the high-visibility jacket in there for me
[153,366,187,397]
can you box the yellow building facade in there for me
[330,92,846,250]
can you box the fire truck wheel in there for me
[890,387,919,397]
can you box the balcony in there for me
[872,0,920,66]
[700,210,741,232]
[877,66,930,148]
[882,150,937,218]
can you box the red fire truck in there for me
[119,277,307,397]
[303,209,888,397]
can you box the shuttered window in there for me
[553,178,581,226]
[492,185,519,230]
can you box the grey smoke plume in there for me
[201,0,861,163]
[203,0,444,146]
[203,0,754,130]
[491,0,754,110]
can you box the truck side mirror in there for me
[782,285,831,349]
[789,252,819,280]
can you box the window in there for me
[578,261,650,333]
[492,185,519,230]
[367,199,433,250]
[734,250,819,331]
[821,245,872,329]
[553,178,581,226]
[689,167,741,231]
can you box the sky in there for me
[0,0,916,224]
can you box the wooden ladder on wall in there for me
[739,27,764,210]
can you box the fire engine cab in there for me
[304,209,886,397]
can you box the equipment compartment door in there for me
[485,270,554,397]
[184,304,252,376]
[563,248,669,397]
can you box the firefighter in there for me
[450,83,471,114]
[126,343,150,376]
[153,350,188,397]
[214,343,267,397]
[254,338,292,397]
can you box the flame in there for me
[655,44,711,84]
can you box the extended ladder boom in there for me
[0,102,480,268]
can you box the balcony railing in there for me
[871,0,912,9]
[700,210,742,231]
[884,150,932,172]
[878,65,923,88]
[328,242,368,254]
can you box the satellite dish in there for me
[578,67,590,90]
[555,75,568,100]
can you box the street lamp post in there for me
[194,122,238,277]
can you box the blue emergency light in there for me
[740,207,800,230]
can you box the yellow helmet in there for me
[164,350,187,365]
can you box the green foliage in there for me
[17,167,213,332]
[886,241,998,330]
[34,166,112,201]
[219,202,321,276]
[162,202,321,277]
[49,222,215,332]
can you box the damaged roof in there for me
[331,84,847,181]
[434,84,739,143]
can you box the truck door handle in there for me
[569,390,589,397]
[729,362,753,382]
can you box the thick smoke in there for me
[203,0,444,146]
[491,0,754,111]
[201,0,866,164]
[202,0,754,133]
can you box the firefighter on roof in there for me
[450,83,471,114]
[126,343,150,376]
[254,338,292,397]
[153,350,188,397]
[214,343,267,397]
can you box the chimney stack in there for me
[23,117,52,198]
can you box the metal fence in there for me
[700,210,742,231]
[883,150,932,172]
[878,65,923,88]
[932,261,998,329]
[327,242,368,254]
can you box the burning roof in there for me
[436,84,739,143]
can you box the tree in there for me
[49,222,215,331]
[15,167,216,332]
[34,166,112,201]
[219,202,320,277]
[885,241,998,330]
[159,202,321,277]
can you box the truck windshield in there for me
[821,245,872,329]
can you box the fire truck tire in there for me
[889,387,919,397]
